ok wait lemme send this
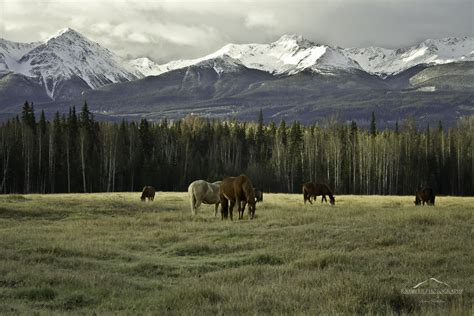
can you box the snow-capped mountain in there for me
[136,34,363,77]
[209,34,362,75]
[131,34,472,79]
[0,39,40,73]
[1,28,141,99]
[344,37,474,76]
[2,29,472,98]
[128,57,164,77]
[1,29,472,126]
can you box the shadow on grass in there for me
[356,285,419,314]
[294,252,350,270]
[126,262,179,278]
[408,215,440,226]
[171,241,261,257]
[0,207,68,221]
[58,293,97,310]
[159,286,225,311]
[14,287,56,301]
[4,195,29,201]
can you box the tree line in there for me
[0,101,472,195]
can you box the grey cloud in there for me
[1,0,472,63]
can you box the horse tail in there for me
[141,186,147,200]
[188,184,196,215]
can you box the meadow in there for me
[0,193,472,315]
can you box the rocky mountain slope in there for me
[0,29,472,125]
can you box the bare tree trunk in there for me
[80,134,87,193]
[66,139,71,193]
[49,133,54,192]
[0,147,10,193]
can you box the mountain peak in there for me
[8,27,140,98]
[45,27,83,42]
[273,34,314,48]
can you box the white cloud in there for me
[245,12,277,29]
[90,22,114,34]
[127,32,150,44]
[1,0,472,63]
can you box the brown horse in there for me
[219,175,256,220]
[141,186,155,201]
[414,187,435,206]
[303,182,335,205]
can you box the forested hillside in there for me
[0,102,472,195]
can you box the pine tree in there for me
[66,107,79,192]
[370,111,377,136]
[139,118,153,159]
[79,102,95,192]
[255,109,265,163]
[21,101,36,133]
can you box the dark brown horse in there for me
[141,186,155,201]
[219,175,256,220]
[414,187,435,206]
[254,188,263,203]
[303,182,335,205]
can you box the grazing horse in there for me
[303,182,335,205]
[414,187,435,206]
[220,175,256,220]
[188,180,222,215]
[141,186,155,201]
[254,188,263,203]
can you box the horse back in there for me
[234,175,255,203]
[303,182,316,194]
[220,177,236,201]
[316,183,333,196]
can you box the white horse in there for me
[188,180,222,216]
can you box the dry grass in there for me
[0,193,472,314]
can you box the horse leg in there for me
[195,199,202,213]
[214,203,219,216]
[229,200,235,221]
[322,195,327,203]
[221,199,228,220]
[240,201,247,219]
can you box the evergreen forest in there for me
[0,102,472,196]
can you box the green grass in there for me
[0,193,472,315]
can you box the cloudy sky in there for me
[1,0,472,63]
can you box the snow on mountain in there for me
[133,35,473,79]
[344,37,474,76]
[128,57,165,77]
[2,29,472,100]
[206,34,361,75]
[2,28,141,99]
[0,39,40,73]
[194,54,245,75]
[20,28,142,98]
[136,34,362,78]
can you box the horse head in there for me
[248,199,256,219]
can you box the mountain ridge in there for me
[1,28,141,99]
[0,29,472,126]
[129,34,473,77]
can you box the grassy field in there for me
[0,193,472,315]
